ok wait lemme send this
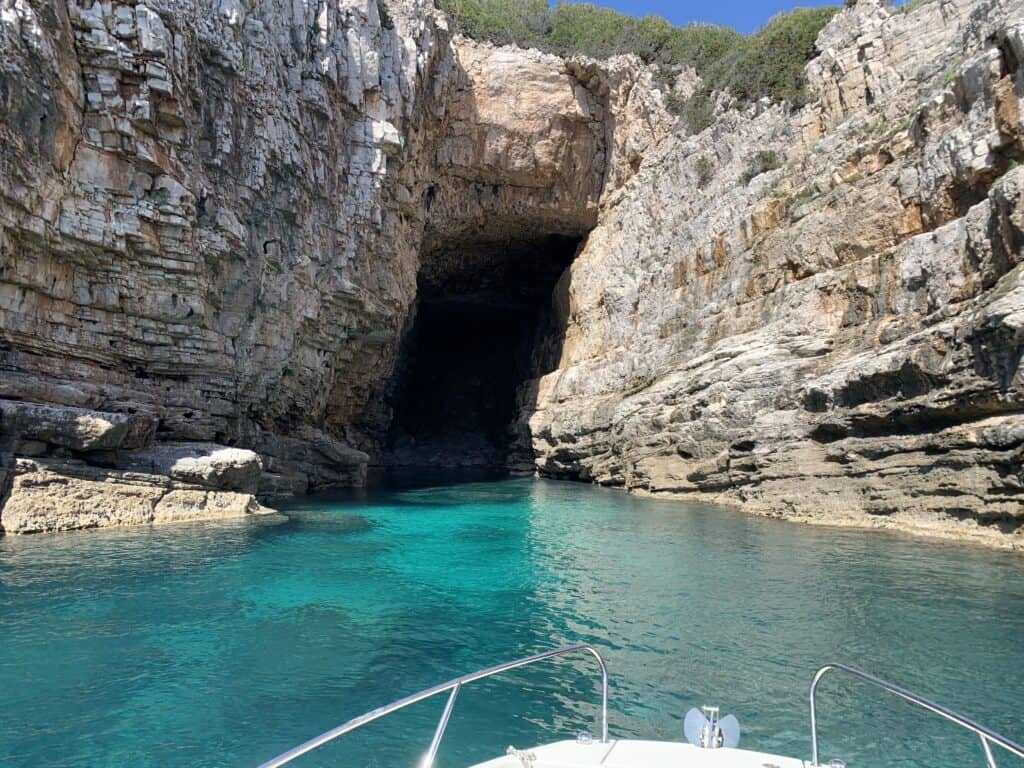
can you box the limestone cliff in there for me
[1,0,1022,546]
[0,0,657,530]
[523,0,1024,548]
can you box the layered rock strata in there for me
[0,0,657,530]
[0,399,266,531]
[522,0,1024,548]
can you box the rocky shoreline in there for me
[523,0,1024,548]
[633,487,1024,552]
[0,400,272,532]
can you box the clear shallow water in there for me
[1,477,1023,768]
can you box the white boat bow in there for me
[256,644,1024,768]
[472,739,808,768]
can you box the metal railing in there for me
[257,644,609,768]
[809,663,1024,768]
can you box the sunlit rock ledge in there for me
[0,400,271,532]
[3,458,271,534]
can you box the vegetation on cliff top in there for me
[435,0,841,111]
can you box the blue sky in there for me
[559,1,843,34]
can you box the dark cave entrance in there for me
[385,235,580,471]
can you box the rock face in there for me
[0,0,439,496]
[1,0,1022,545]
[0,400,266,531]
[522,0,1024,548]
[117,442,262,490]
[1,400,155,451]
[0,0,656,530]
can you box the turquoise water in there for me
[1,477,1022,768]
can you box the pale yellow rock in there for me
[0,460,271,534]
[1,462,165,533]
[153,489,264,524]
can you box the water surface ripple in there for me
[1,478,1022,767]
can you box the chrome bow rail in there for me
[810,663,1024,768]
[257,644,609,768]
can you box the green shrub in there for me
[546,3,632,59]
[435,0,841,107]
[702,7,841,106]
[657,23,745,72]
[740,149,782,184]
[666,92,716,135]
[437,0,550,48]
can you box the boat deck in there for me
[470,739,809,768]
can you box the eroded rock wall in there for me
[523,0,1024,548]
[0,0,653,530]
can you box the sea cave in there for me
[385,234,580,472]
